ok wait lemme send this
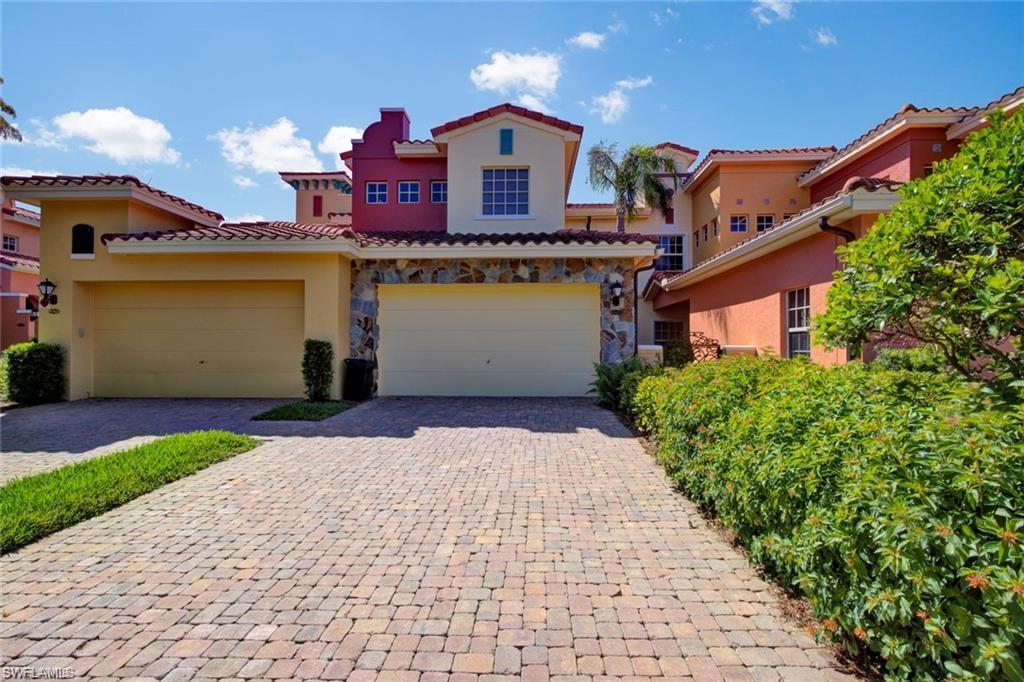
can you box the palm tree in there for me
[587,143,678,231]
[0,76,23,142]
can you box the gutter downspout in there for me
[819,216,855,243]
[633,261,656,356]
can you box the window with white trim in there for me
[430,180,447,204]
[655,235,685,270]
[730,215,748,232]
[786,288,811,359]
[482,168,528,216]
[398,181,420,204]
[366,182,388,204]
[712,217,719,236]
[756,214,774,232]
[2,235,17,251]
[654,321,687,346]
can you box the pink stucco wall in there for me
[810,127,960,202]
[1,268,37,349]
[351,110,447,232]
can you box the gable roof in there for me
[681,147,836,191]
[0,175,223,225]
[430,103,584,137]
[2,203,40,227]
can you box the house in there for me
[1,195,41,349]
[643,86,1023,362]
[0,104,659,400]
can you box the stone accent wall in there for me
[350,257,636,365]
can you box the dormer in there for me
[279,171,352,224]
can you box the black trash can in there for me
[343,358,377,401]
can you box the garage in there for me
[92,280,304,398]
[376,283,600,397]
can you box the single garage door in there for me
[92,281,304,398]
[377,283,600,397]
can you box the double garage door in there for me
[91,281,600,398]
[377,283,600,397]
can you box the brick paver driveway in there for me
[1,398,852,680]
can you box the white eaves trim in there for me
[106,239,659,260]
[655,188,900,292]
[946,94,1024,140]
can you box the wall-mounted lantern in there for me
[609,280,624,308]
[38,278,58,307]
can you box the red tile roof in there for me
[0,175,223,223]
[2,204,40,225]
[327,212,353,222]
[798,105,976,183]
[654,142,700,156]
[681,147,836,190]
[431,103,584,137]
[101,221,353,245]
[0,249,40,271]
[566,202,615,209]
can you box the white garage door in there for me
[377,283,601,397]
[92,280,304,398]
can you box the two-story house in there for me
[1,194,41,349]
[0,104,659,400]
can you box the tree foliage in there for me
[587,143,679,228]
[0,76,23,142]
[816,111,1024,401]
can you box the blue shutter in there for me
[499,128,514,155]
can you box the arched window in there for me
[71,224,94,255]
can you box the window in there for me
[398,181,420,204]
[664,207,675,225]
[712,218,719,236]
[430,180,447,204]
[923,164,935,177]
[482,168,529,216]
[756,214,774,232]
[71,224,94,255]
[312,195,323,217]
[656,235,685,270]
[786,288,811,359]
[730,215,748,233]
[499,128,514,155]
[702,224,708,241]
[694,231,699,248]
[2,235,17,251]
[654,321,687,346]
[366,182,388,204]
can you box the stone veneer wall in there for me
[350,257,636,365]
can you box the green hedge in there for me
[302,339,334,402]
[2,342,64,405]
[626,357,1024,680]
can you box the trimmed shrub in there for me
[301,339,334,402]
[589,356,644,408]
[872,347,946,373]
[2,342,64,405]
[617,363,663,415]
[624,358,1024,679]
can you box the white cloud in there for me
[516,93,553,114]
[0,167,58,177]
[469,51,562,112]
[213,118,323,173]
[32,107,180,164]
[607,16,627,34]
[590,75,654,124]
[224,213,266,224]
[318,125,364,169]
[651,6,679,26]
[752,0,794,26]
[568,31,605,49]
[232,175,257,188]
[812,26,838,46]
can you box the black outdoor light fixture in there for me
[609,280,624,307]
[38,278,58,307]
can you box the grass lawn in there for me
[0,430,259,554]
[252,400,352,421]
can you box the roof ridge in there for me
[431,103,584,137]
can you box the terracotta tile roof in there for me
[431,103,584,137]
[350,230,657,248]
[664,176,904,283]
[101,221,353,245]
[566,202,615,209]
[798,104,976,183]
[654,142,700,156]
[277,171,353,177]
[0,175,223,223]
[948,85,1024,136]
[327,212,353,222]
[0,249,40,271]
[2,204,40,225]
[681,147,836,191]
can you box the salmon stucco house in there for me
[1,104,660,400]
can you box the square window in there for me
[2,235,17,251]
[756,214,774,232]
[366,182,388,204]
[398,181,420,204]
[730,215,748,232]
[656,235,685,270]
[482,168,528,216]
[431,180,447,203]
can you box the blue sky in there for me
[3,2,1022,222]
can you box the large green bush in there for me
[627,359,1023,679]
[301,339,334,402]
[2,342,64,405]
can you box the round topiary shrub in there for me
[2,342,64,405]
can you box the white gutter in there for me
[655,188,899,293]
